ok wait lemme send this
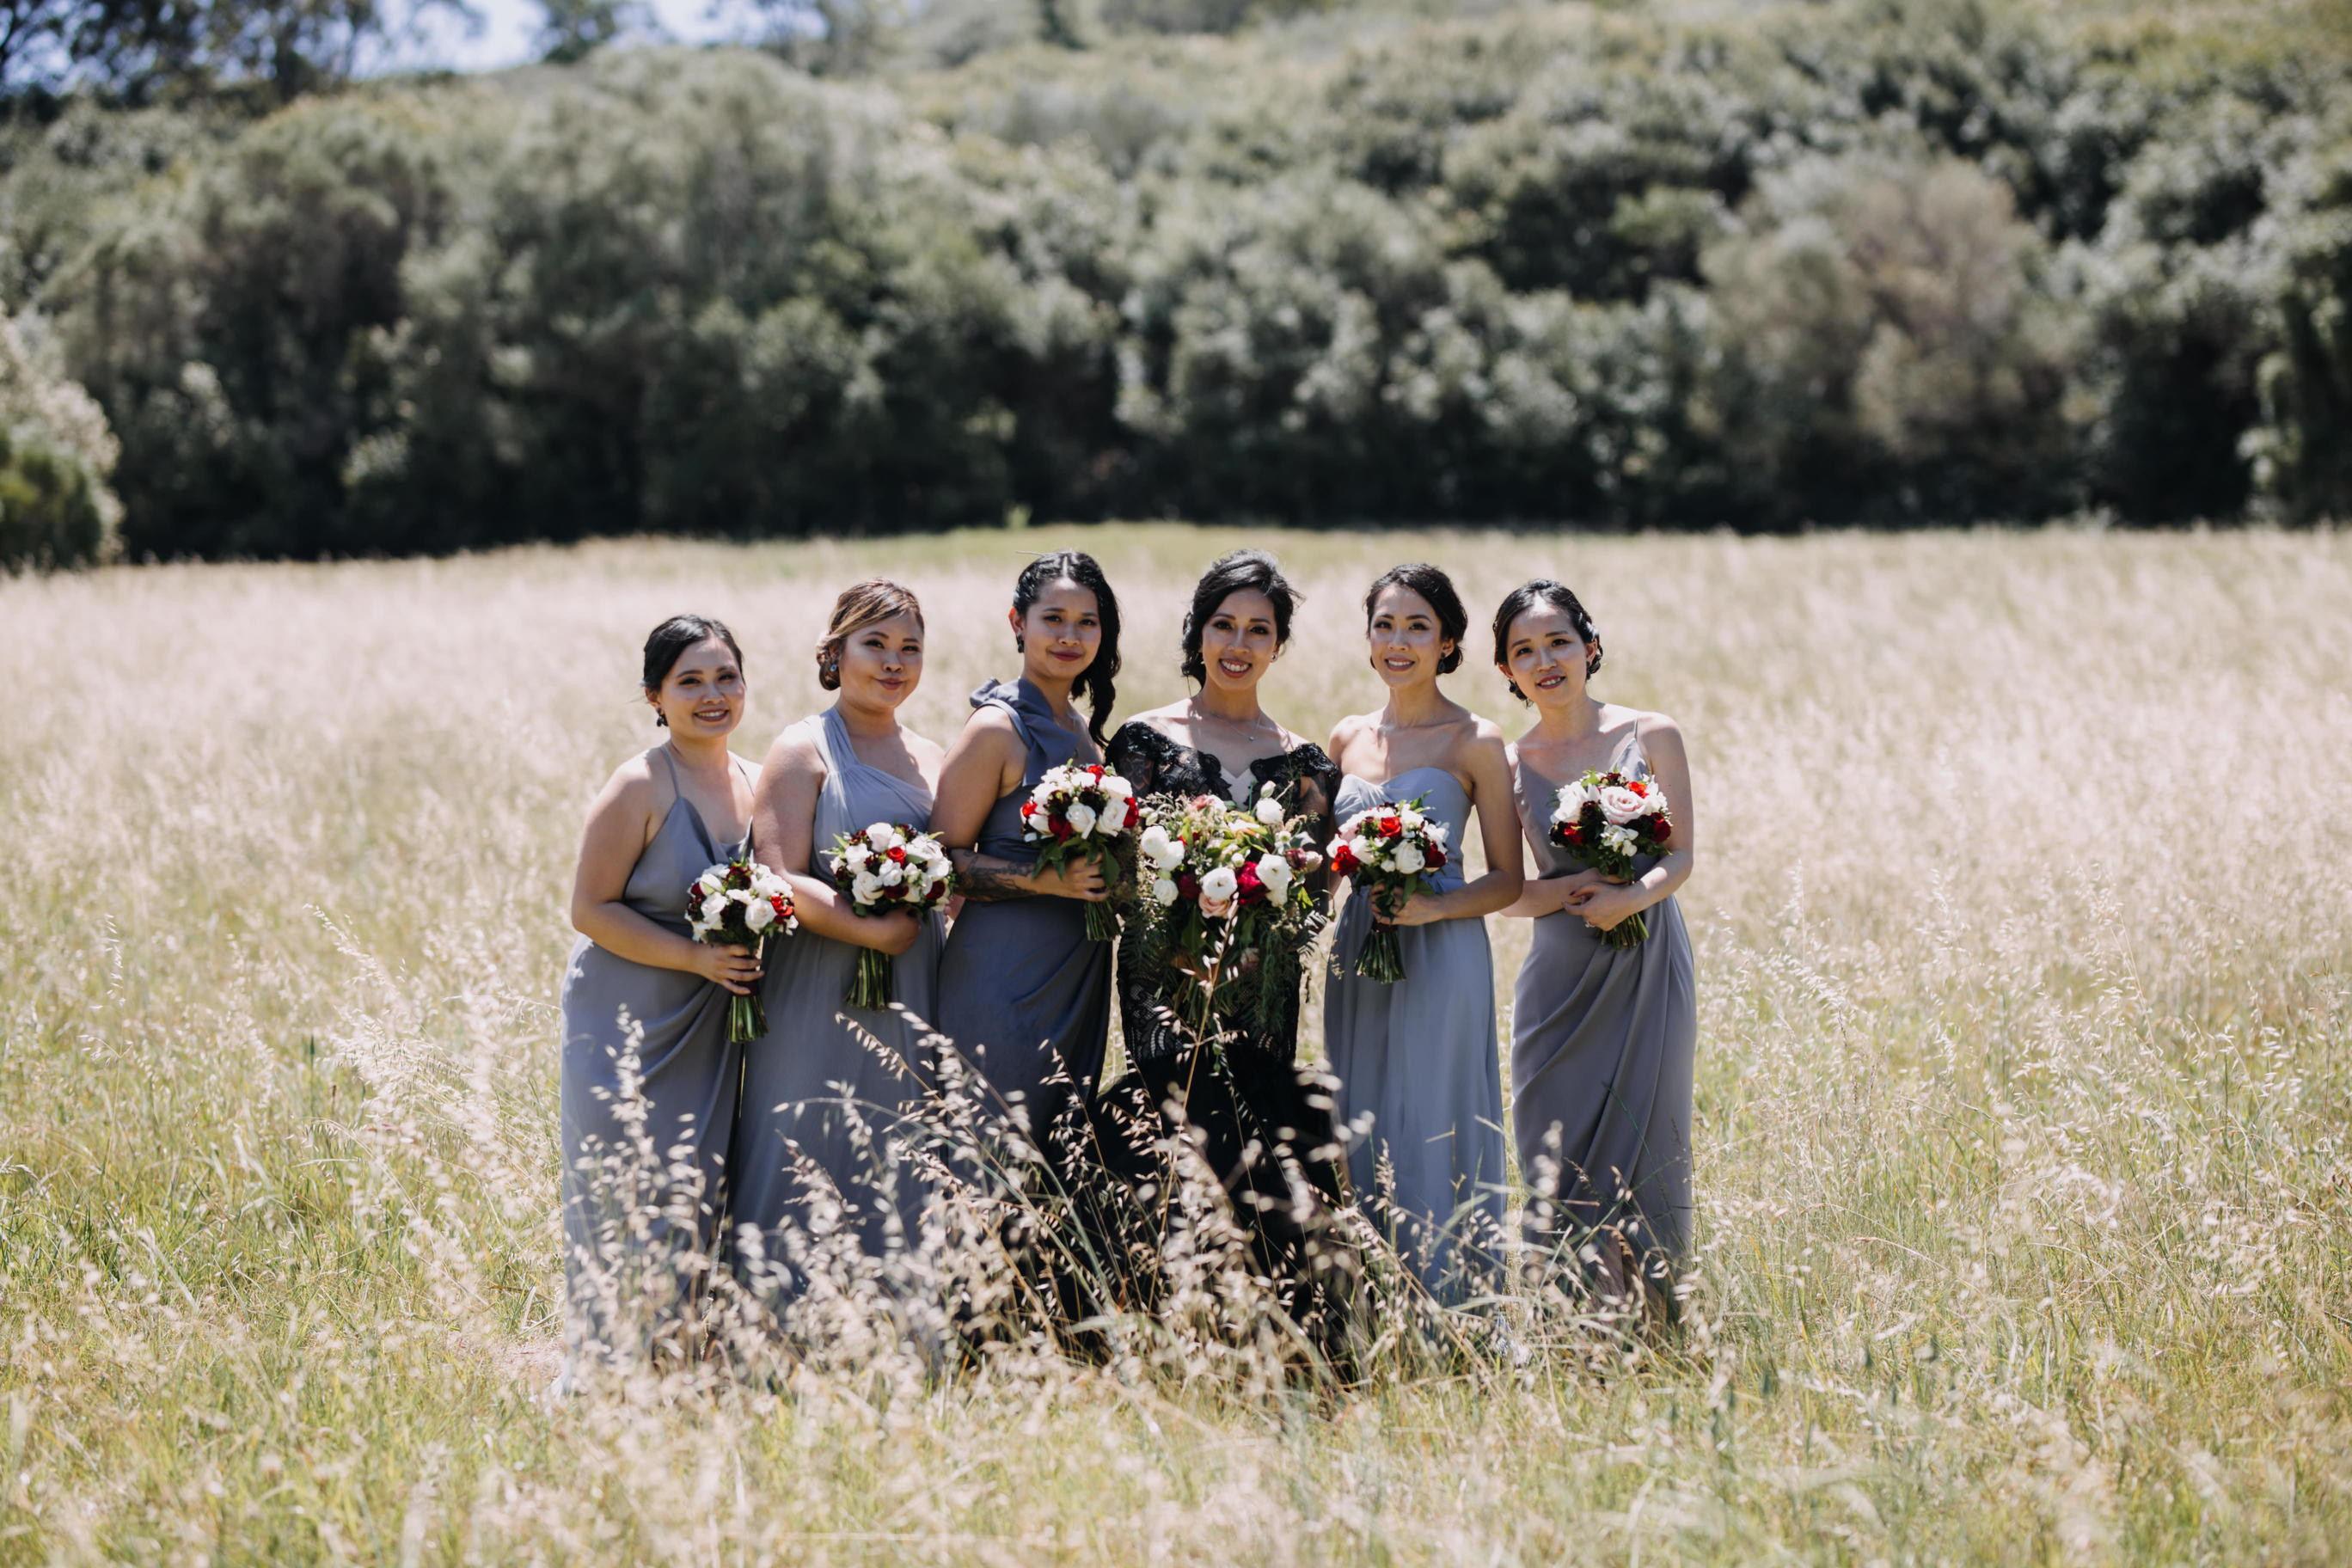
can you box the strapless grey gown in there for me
[557,748,750,1360]
[732,707,946,1302]
[933,677,1112,1131]
[1323,767,1505,1295]
[1510,735,1696,1274]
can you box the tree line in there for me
[3,0,2349,566]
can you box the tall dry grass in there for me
[2,524,2348,1563]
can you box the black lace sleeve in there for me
[1107,720,1225,802]
[1251,742,1342,898]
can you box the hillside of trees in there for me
[3,0,2350,562]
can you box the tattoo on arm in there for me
[952,849,1029,903]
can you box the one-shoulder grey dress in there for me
[732,707,946,1302]
[1510,732,1697,1275]
[1323,768,1505,1295]
[933,677,1112,1132]
[558,747,751,1360]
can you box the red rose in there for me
[1379,815,1402,836]
[1178,873,1201,899]
[1052,820,1073,842]
[1331,845,1358,876]
[1651,818,1671,843]
[1021,800,1038,818]
[887,845,907,863]
[1428,844,1447,869]
[1559,824,1585,845]
[1235,862,1265,900]
[770,895,790,917]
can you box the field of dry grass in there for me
[3,523,2349,1564]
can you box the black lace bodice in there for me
[1106,721,1340,1065]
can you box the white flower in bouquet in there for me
[1066,800,1098,837]
[1345,834,1373,866]
[853,873,885,905]
[1140,824,1185,871]
[876,861,903,885]
[1400,808,1424,831]
[841,843,872,870]
[1597,784,1649,825]
[1254,795,1286,825]
[1601,823,1639,855]
[1104,775,1132,799]
[744,897,777,933]
[1638,787,1669,817]
[1198,865,1239,916]
[865,823,897,850]
[1552,781,1596,822]
[1152,876,1180,906]
[1392,842,1426,875]
[1255,853,1295,900]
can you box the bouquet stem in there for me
[1355,923,1406,983]
[1083,899,1120,943]
[846,946,896,1011]
[726,939,769,1044]
[1600,912,1651,949]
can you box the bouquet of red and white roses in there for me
[829,821,955,1009]
[1020,761,1139,941]
[1547,769,1674,948]
[687,854,797,1044]
[1138,783,1324,1035]
[1328,795,1449,983]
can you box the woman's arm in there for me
[569,761,762,994]
[1566,714,1698,933]
[1388,723,1525,925]
[933,707,1106,904]
[751,720,921,957]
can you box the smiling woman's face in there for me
[1366,584,1450,689]
[1014,578,1102,680]
[1197,588,1280,695]
[836,609,923,711]
[648,636,746,739]
[1501,602,1591,709]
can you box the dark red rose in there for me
[1235,862,1265,902]
[1651,818,1672,842]
[1379,815,1402,836]
[1331,844,1358,876]
[1178,873,1201,899]
[1051,821,1073,842]
[1428,844,1447,869]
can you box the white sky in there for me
[380,0,775,73]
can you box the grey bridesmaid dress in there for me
[558,747,752,1359]
[933,677,1112,1131]
[1323,768,1505,1295]
[732,708,946,1301]
[1509,732,1697,1276]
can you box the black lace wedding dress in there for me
[1082,720,1360,1361]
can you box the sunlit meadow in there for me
[3,524,2348,1564]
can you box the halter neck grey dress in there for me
[558,747,750,1361]
[731,708,946,1303]
[1323,767,1504,1295]
[1510,732,1696,1276]
[934,677,1113,1131]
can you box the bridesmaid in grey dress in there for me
[1492,580,1698,1314]
[736,581,946,1305]
[1324,564,1524,1297]
[560,616,764,1365]
[931,552,1124,1136]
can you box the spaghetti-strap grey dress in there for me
[1509,732,1697,1273]
[933,677,1112,1130]
[558,747,750,1360]
[1323,767,1505,1295]
[732,708,946,1301]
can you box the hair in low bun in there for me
[642,615,744,725]
[1363,562,1468,675]
[1181,549,1298,683]
[1490,579,1602,701]
[817,579,923,691]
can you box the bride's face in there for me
[647,636,747,740]
[1367,585,1450,689]
[1197,588,1280,695]
[836,610,923,712]
[1500,603,1589,711]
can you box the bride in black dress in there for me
[1094,550,1356,1344]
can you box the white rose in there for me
[1104,775,1132,799]
[1139,824,1177,871]
[1426,822,1449,848]
[1199,866,1238,904]
[1255,854,1294,900]
[842,843,872,869]
[1392,843,1425,875]
[1065,800,1098,837]
[1152,877,1180,906]
[1399,809,1424,831]
[1551,781,1595,823]
[1254,796,1285,825]
[744,897,776,932]
[1636,785,1669,817]
[1596,785,1648,826]
[852,873,885,906]
[878,861,905,886]
[865,823,895,849]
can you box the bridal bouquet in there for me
[1548,769,1674,947]
[1328,795,1449,983]
[1138,784,1325,1035]
[687,855,797,1044]
[830,822,955,1009]
[1020,761,1139,941]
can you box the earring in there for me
[822,656,840,683]
[1014,635,1026,652]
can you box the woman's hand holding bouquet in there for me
[1020,762,1139,941]
[688,856,798,1044]
[1327,796,1449,983]
[830,821,955,1008]
[1547,769,1674,947]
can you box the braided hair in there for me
[1013,550,1123,746]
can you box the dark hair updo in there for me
[1181,549,1299,683]
[817,579,923,690]
[1363,562,1467,675]
[1013,550,1123,746]
[641,614,745,727]
[1491,579,1603,701]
